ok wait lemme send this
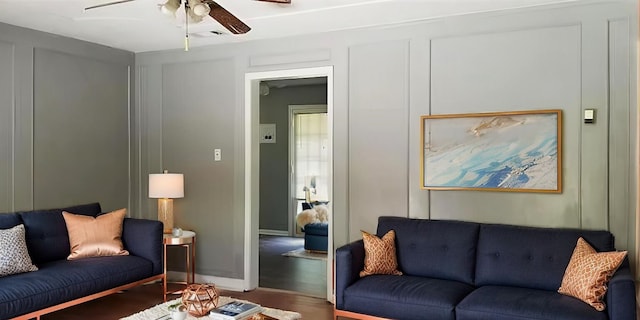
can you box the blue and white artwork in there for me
[422,110,561,192]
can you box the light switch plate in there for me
[584,109,595,124]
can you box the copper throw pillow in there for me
[558,237,627,311]
[62,208,129,260]
[360,230,403,277]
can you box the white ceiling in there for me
[0,0,587,53]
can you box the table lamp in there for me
[149,170,184,233]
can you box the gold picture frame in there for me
[420,109,562,193]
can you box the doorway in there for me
[244,67,334,301]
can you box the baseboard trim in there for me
[167,272,244,291]
[259,229,289,236]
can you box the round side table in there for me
[163,230,196,301]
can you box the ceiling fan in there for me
[85,0,290,50]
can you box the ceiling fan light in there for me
[187,9,205,23]
[160,0,180,16]
[187,0,210,17]
[192,3,210,16]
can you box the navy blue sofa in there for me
[335,216,636,320]
[0,203,164,320]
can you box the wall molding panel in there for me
[0,40,14,212]
[0,25,134,214]
[249,49,331,68]
[608,18,632,252]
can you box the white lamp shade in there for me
[149,173,184,198]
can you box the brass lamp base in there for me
[158,198,174,234]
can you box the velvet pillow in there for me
[558,237,627,311]
[62,208,129,260]
[360,230,403,277]
[0,224,38,277]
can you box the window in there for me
[294,112,328,202]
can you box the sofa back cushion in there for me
[19,203,102,265]
[0,213,21,229]
[475,224,614,291]
[377,216,480,284]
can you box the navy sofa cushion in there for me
[475,224,614,291]
[19,203,101,265]
[377,217,479,284]
[122,218,164,276]
[335,240,365,309]
[456,286,607,320]
[0,212,22,229]
[0,255,152,319]
[607,265,637,320]
[344,275,475,320]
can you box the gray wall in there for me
[0,22,134,214]
[259,84,328,232]
[135,1,637,282]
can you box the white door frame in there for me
[244,66,334,301]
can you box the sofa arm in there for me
[335,240,365,309]
[606,262,637,320]
[122,218,163,276]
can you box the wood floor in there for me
[259,235,327,298]
[42,282,335,320]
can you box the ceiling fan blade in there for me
[84,0,135,11]
[208,1,251,34]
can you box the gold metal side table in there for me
[163,230,196,301]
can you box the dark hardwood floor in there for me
[43,282,334,320]
[259,235,327,298]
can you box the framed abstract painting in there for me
[420,109,562,193]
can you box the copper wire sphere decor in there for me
[181,283,219,316]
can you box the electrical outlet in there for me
[214,149,221,161]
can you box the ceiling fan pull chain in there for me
[184,1,190,51]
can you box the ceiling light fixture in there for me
[160,0,180,16]
[189,0,211,17]
[159,0,215,51]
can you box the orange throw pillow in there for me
[360,230,403,277]
[62,208,129,260]
[558,237,627,311]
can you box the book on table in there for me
[208,301,263,320]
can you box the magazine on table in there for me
[208,301,263,320]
